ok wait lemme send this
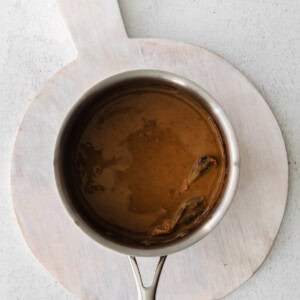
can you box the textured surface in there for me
[0,1,299,300]
[9,0,289,299]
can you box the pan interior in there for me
[59,78,227,248]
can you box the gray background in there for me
[0,0,299,299]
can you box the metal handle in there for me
[129,256,167,300]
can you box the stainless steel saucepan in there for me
[54,70,240,300]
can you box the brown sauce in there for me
[64,85,227,246]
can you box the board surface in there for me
[11,1,288,299]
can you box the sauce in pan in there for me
[63,84,227,246]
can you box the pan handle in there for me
[128,256,167,300]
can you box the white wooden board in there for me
[11,1,288,299]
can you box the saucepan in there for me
[54,70,240,300]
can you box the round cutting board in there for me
[11,1,288,299]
